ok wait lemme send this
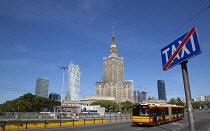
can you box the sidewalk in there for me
[179,118,210,131]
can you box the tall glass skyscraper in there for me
[66,62,81,101]
[35,77,49,98]
[157,80,166,101]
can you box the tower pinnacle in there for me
[110,26,116,48]
[112,26,114,41]
[109,26,117,57]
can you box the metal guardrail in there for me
[0,113,132,130]
[0,112,132,120]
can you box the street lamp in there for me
[18,107,20,119]
[60,67,68,106]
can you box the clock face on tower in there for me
[110,48,117,53]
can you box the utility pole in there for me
[60,67,68,107]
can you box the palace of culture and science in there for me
[57,28,134,107]
[96,28,134,102]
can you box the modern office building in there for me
[139,91,147,103]
[126,80,134,97]
[157,80,167,101]
[133,91,147,103]
[49,93,61,100]
[96,27,133,102]
[196,95,205,101]
[66,62,81,101]
[35,77,49,98]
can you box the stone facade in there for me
[96,28,133,102]
[80,94,116,105]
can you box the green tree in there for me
[175,97,184,106]
[110,102,119,111]
[133,102,140,105]
[120,101,133,112]
[0,93,60,112]
[167,97,184,106]
[167,98,176,105]
[206,102,210,109]
[192,102,202,109]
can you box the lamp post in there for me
[18,107,19,119]
[60,67,68,107]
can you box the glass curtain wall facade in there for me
[66,62,81,101]
[35,77,49,98]
[157,80,167,101]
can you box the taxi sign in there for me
[161,27,201,71]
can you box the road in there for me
[12,110,210,131]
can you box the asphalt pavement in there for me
[8,110,210,131]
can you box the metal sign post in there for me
[181,61,195,131]
[161,27,202,131]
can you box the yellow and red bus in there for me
[132,104,184,126]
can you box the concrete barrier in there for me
[1,119,108,130]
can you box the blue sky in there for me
[0,0,210,104]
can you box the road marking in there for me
[135,128,144,130]
[172,122,184,126]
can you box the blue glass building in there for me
[157,80,166,101]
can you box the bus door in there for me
[176,108,179,120]
[162,108,166,123]
[151,109,157,125]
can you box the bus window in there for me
[139,106,149,116]
[165,108,169,115]
[172,108,176,115]
[150,109,155,117]
[133,106,140,116]
[156,109,162,117]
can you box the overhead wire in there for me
[125,5,210,64]
[0,5,209,101]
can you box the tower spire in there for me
[112,26,114,41]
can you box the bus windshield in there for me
[133,105,149,116]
